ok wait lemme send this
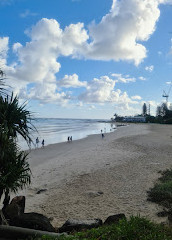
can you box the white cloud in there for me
[111,73,136,83]
[79,75,138,108]
[166,81,172,85]
[81,0,165,65]
[2,0,172,105]
[145,65,154,72]
[131,95,142,100]
[20,9,38,18]
[12,42,22,53]
[58,74,87,88]
[5,18,88,102]
[0,37,9,67]
[139,76,146,81]
[22,82,70,104]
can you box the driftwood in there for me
[0,225,67,239]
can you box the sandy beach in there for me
[20,123,172,228]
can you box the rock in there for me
[58,218,103,233]
[3,204,21,220]
[3,196,26,221]
[104,214,126,225]
[10,212,55,232]
[86,191,104,198]
[36,189,47,194]
[10,196,25,214]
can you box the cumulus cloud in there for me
[5,18,88,102]
[21,82,71,104]
[0,37,9,67]
[2,0,172,105]
[79,75,138,108]
[131,95,142,100]
[145,65,154,72]
[82,0,165,65]
[111,73,136,83]
[58,74,87,88]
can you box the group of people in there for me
[36,137,44,148]
[67,136,73,142]
[33,130,104,149]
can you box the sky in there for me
[0,0,172,119]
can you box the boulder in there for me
[104,214,126,225]
[58,218,103,233]
[3,196,25,221]
[10,212,55,232]
[10,196,25,214]
[3,204,21,220]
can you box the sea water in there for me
[17,118,116,150]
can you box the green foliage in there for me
[147,182,172,206]
[0,70,34,203]
[158,169,172,183]
[147,169,172,212]
[0,137,31,194]
[0,94,35,144]
[33,217,172,240]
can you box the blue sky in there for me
[0,0,172,119]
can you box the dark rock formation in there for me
[104,214,126,225]
[3,196,25,221]
[58,218,103,233]
[10,212,55,232]
[10,196,25,214]
[3,204,21,221]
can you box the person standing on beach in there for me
[36,137,39,148]
[42,139,45,148]
[70,136,72,141]
[101,130,104,138]
[67,136,70,142]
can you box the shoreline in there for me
[18,123,172,228]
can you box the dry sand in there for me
[20,123,172,228]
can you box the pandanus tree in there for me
[0,70,35,208]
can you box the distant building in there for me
[122,116,146,123]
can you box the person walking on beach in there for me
[42,139,45,148]
[36,137,39,148]
[101,130,104,138]
[70,136,72,141]
[67,136,70,142]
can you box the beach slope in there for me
[22,124,172,227]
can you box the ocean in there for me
[18,118,116,150]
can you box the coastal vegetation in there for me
[0,70,34,209]
[34,216,172,240]
[147,168,172,217]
